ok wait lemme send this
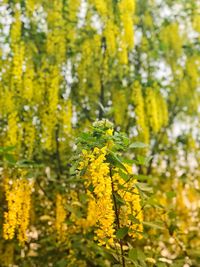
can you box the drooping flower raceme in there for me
[3,170,33,245]
[78,146,115,247]
[76,121,143,247]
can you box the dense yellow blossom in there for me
[10,8,22,45]
[185,56,199,89]
[143,11,153,28]
[23,121,36,158]
[79,146,115,247]
[113,165,143,239]
[61,99,73,135]
[66,0,81,42]
[112,89,127,126]
[3,171,33,245]
[26,0,35,14]
[118,34,128,65]
[77,191,97,229]
[156,92,169,129]
[119,0,135,48]
[145,87,169,134]
[90,0,108,17]
[55,194,67,241]
[132,81,149,144]
[104,21,117,56]
[78,138,144,247]
[192,13,200,32]
[160,23,182,58]
[11,42,24,91]
[7,111,18,146]
[23,59,34,101]
[41,66,60,151]
[47,0,65,63]
[0,243,14,266]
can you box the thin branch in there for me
[110,167,126,267]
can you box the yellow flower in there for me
[132,81,149,144]
[3,170,33,245]
[78,146,115,247]
[113,164,143,239]
[55,194,67,241]
[78,144,143,246]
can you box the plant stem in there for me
[110,167,126,267]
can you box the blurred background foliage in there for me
[0,0,200,266]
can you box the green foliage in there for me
[0,0,200,266]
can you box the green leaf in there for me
[134,174,150,181]
[166,191,176,198]
[114,193,126,205]
[88,183,94,192]
[137,249,146,261]
[143,221,165,230]
[0,146,16,153]
[55,259,68,267]
[116,226,129,239]
[168,211,177,219]
[118,169,129,182]
[130,142,148,149]
[136,155,153,166]
[107,152,127,172]
[128,214,140,224]
[128,248,138,261]
[4,153,16,164]
[80,167,87,176]
[135,183,153,193]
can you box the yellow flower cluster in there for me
[185,56,199,89]
[67,249,87,267]
[78,137,144,247]
[90,0,109,17]
[118,35,128,64]
[25,0,35,14]
[104,21,118,56]
[40,65,61,151]
[112,89,127,127]
[66,0,81,43]
[10,7,24,91]
[175,180,200,236]
[77,191,97,229]
[11,43,24,90]
[55,194,67,241]
[160,23,182,58]
[47,0,66,63]
[0,243,14,266]
[22,120,35,158]
[132,81,149,144]
[89,0,135,66]
[2,88,14,115]
[192,13,200,33]
[61,99,73,135]
[10,8,22,45]
[113,165,143,239]
[156,91,169,129]
[3,171,33,245]
[23,59,34,101]
[77,35,102,103]
[145,87,159,134]
[119,0,135,49]
[79,146,115,247]
[145,87,168,134]
[7,111,18,146]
